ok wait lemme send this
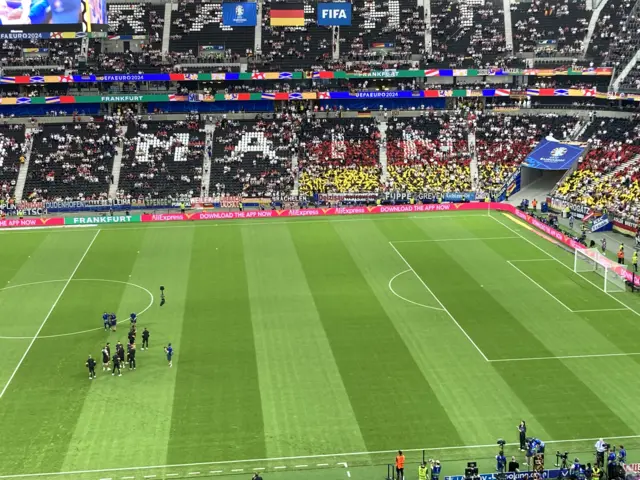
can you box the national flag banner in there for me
[439,70,453,77]
[539,88,555,96]
[438,90,452,97]
[225,73,240,80]
[184,74,199,81]
[31,76,45,83]
[0,77,15,84]
[0,98,16,104]
[251,72,265,80]
[468,90,484,97]
[357,111,372,118]
[262,92,276,100]
[318,92,331,99]
[288,92,303,100]
[270,3,304,26]
[495,89,510,96]
[211,73,226,81]
[16,98,31,104]
[312,71,334,79]
[45,96,60,104]
[273,92,290,100]
[423,90,440,98]
[568,89,584,97]
[44,75,62,83]
[526,88,539,96]
[302,92,316,99]
[264,72,280,80]
[279,72,293,79]
[554,89,569,96]
[488,67,505,75]
[14,76,30,84]
[596,67,613,75]
[50,32,63,39]
[59,76,73,83]
[168,94,179,101]
[59,96,76,104]
[584,88,597,97]
[453,69,467,77]
[424,69,439,77]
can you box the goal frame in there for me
[573,248,627,293]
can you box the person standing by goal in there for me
[395,450,405,480]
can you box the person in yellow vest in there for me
[180,202,185,214]
[484,196,490,203]
[593,465,601,480]
[376,198,381,207]
[17,209,23,219]
[239,201,243,212]
[409,197,415,205]
[418,462,428,480]
[19,155,24,164]
[564,206,570,218]
[633,251,638,273]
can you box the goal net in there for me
[574,248,627,293]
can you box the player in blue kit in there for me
[0,0,82,25]
[103,312,109,331]
[164,343,174,367]
[130,313,137,325]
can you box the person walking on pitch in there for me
[141,328,149,350]
[86,355,96,379]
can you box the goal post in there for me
[574,248,627,293]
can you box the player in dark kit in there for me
[141,328,149,350]
[160,286,165,307]
[116,341,125,366]
[86,355,96,379]
[112,353,121,376]
[110,313,117,332]
[103,312,109,331]
[101,345,110,370]
[127,329,136,346]
[128,343,136,370]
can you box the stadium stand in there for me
[587,0,636,65]
[118,119,206,200]
[431,0,505,67]
[298,117,381,194]
[554,117,640,217]
[511,0,590,56]
[24,122,117,202]
[170,0,254,59]
[209,116,296,198]
[0,126,26,199]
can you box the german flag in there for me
[270,3,304,26]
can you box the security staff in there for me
[395,451,405,480]
[418,462,428,480]
[633,252,638,272]
[592,465,601,480]
[180,202,186,214]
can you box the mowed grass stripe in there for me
[0,230,145,475]
[290,222,462,451]
[394,227,633,439]
[242,225,368,458]
[357,218,552,446]
[60,227,195,471]
[168,227,266,463]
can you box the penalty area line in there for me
[3,435,640,478]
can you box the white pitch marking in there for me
[506,260,573,313]
[389,241,489,362]
[99,477,112,480]
[490,214,640,318]
[0,278,154,340]
[6,436,640,479]
[347,472,351,478]
[231,470,244,473]
[273,467,286,470]
[295,465,308,468]
[0,229,100,399]
[490,352,640,362]
[338,463,349,468]
[143,476,156,479]
[121,476,135,479]
[253,468,266,471]
[189,472,201,475]
[571,308,629,313]
[509,258,555,262]
[317,464,329,467]
[388,270,445,311]
[166,475,179,477]
[392,236,519,243]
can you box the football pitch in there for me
[1,211,640,480]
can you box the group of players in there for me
[85,312,173,379]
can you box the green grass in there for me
[0,212,639,480]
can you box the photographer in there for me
[618,445,626,466]
[595,439,607,468]
[496,452,507,473]
[570,458,582,480]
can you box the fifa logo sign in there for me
[318,3,351,25]
[322,9,347,18]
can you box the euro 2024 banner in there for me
[222,2,257,26]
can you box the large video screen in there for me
[0,0,107,32]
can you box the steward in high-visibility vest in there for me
[418,463,428,480]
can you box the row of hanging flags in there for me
[0,67,614,85]
[2,88,639,105]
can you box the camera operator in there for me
[585,463,593,480]
[496,451,507,473]
[508,456,520,473]
[570,458,582,480]
[595,439,607,468]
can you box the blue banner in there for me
[317,3,352,25]
[222,2,257,26]
[591,214,612,232]
[443,192,476,202]
[328,91,421,99]
[523,139,585,170]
